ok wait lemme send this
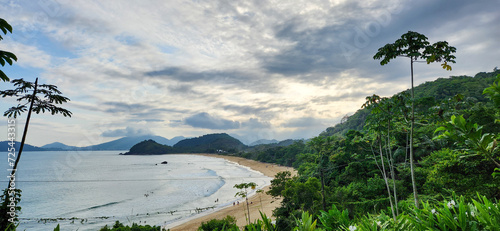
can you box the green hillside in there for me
[235,70,500,230]
[321,70,500,137]
[123,139,176,155]
[0,141,44,152]
[173,133,246,153]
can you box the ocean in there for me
[0,151,271,230]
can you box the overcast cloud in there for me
[0,0,499,146]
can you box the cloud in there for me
[145,66,278,93]
[102,101,150,114]
[101,126,153,137]
[242,118,271,129]
[184,112,240,130]
[2,0,499,147]
[281,117,327,128]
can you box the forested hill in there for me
[173,133,246,153]
[123,139,176,155]
[321,69,500,137]
[0,141,44,152]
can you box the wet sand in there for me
[165,154,296,231]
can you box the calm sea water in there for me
[0,151,271,230]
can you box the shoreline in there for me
[164,154,296,231]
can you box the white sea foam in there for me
[1,151,271,231]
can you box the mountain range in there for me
[4,70,498,154]
[0,134,294,153]
[1,135,186,152]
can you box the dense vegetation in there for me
[321,71,500,137]
[173,133,246,153]
[99,221,160,231]
[123,139,176,155]
[124,133,247,155]
[225,70,500,230]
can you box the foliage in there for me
[321,70,500,137]
[318,204,351,231]
[198,216,238,231]
[99,221,161,231]
[234,182,257,225]
[421,149,499,198]
[374,30,457,209]
[1,77,72,229]
[236,194,500,231]
[125,139,176,154]
[483,74,500,109]
[320,109,370,137]
[255,140,307,167]
[267,171,293,199]
[173,133,246,153]
[1,78,72,118]
[434,115,500,167]
[0,18,17,82]
[0,189,21,231]
[242,211,278,231]
[283,177,322,215]
[293,211,321,231]
[252,69,500,230]
[406,193,500,231]
[373,31,456,70]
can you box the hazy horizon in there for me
[1,0,499,146]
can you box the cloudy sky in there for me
[1,0,499,147]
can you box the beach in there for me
[166,154,296,231]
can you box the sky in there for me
[0,0,499,147]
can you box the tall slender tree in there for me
[234,182,257,225]
[0,78,71,229]
[373,31,456,208]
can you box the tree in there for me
[197,216,238,231]
[234,182,257,225]
[362,94,400,221]
[483,74,500,113]
[373,31,456,208]
[0,78,72,229]
[0,18,17,82]
[267,171,292,199]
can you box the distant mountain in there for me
[249,139,278,146]
[123,139,176,155]
[246,139,304,152]
[173,133,246,153]
[167,136,187,146]
[41,142,77,150]
[275,139,302,146]
[81,135,177,151]
[0,141,44,152]
[2,135,187,152]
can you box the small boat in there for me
[161,161,168,164]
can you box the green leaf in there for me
[0,70,9,82]
[0,18,13,34]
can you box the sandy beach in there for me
[165,154,296,231]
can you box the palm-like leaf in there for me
[1,78,72,118]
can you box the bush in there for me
[99,221,161,231]
[198,215,238,231]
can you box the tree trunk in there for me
[246,195,251,225]
[320,170,327,212]
[8,78,38,188]
[410,59,419,208]
[378,136,396,221]
[387,119,399,216]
